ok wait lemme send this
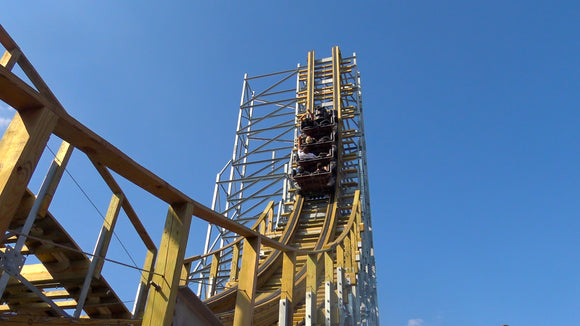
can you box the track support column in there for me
[142,202,193,326]
[306,253,318,326]
[233,236,261,326]
[279,250,296,326]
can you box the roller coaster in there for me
[0,25,378,325]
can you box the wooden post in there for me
[142,202,193,326]
[229,242,240,284]
[180,261,191,287]
[336,243,345,325]
[306,253,318,326]
[0,107,57,236]
[74,192,123,318]
[208,252,220,296]
[233,236,260,326]
[306,51,315,117]
[279,250,295,326]
[324,251,334,326]
[132,248,157,319]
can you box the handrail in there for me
[183,201,275,264]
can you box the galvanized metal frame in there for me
[191,68,300,299]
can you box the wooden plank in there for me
[16,263,85,285]
[233,236,260,326]
[0,108,57,236]
[142,202,193,326]
[0,299,77,311]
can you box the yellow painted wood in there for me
[267,207,274,235]
[0,299,77,311]
[209,252,220,296]
[233,236,261,326]
[180,261,191,287]
[0,108,57,236]
[350,229,358,280]
[306,253,318,324]
[38,141,73,218]
[281,251,296,301]
[142,202,193,326]
[93,192,124,277]
[332,46,342,119]
[306,51,315,116]
[280,250,295,326]
[336,242,344,269]
[324,251,334,325]
[324,251,333,284]
[133,248,157,319]
[343,235,352,282]
[90,157,156,251]
[230,242,240,282]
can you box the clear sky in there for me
[1,1,579,325]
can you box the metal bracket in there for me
[0,245,26,276]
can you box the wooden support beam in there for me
[0,107,57,236]
[332,46,342,119]
[336,266,345,326]
[267,205,274,235]
[229,242,240,283]
[306,253,318,326]
[90,158,156,251]
[306,50,315,117]
[324,251,334,326]
[343,236,352,283]
[208,252,220,296]
[132,248,156,319]
[74,192,124,318]
[233,236,260,326]
[279,250,295,326]
[38,141,73,218]
[180,261,191,287]
[142,202,193,326]
[93,193,123,276]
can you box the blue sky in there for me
[2,1,579,325]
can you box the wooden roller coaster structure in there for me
[0,25,378,325]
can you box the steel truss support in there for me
[191,68,300,298]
